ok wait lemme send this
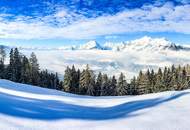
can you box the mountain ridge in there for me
[0,36,189,52]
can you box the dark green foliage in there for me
[109,76,117,96]
[79,65,95,95]
[100,74,109,96]
[95,72,102,96]
[0,46,6,78]
[29,52,40,85]
[116,73,127,96]
[0,48,60,90]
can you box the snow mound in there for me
[0,79,190,130]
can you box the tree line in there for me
[0,47,61,90]
[63,64,190,96]
[0,47,190,96]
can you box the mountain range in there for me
[3,36,188,52]
[57,36,188,51]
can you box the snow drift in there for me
[0,79,190,130]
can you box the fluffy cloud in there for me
[0,3,190,39]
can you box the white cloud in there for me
[0,3,190,39]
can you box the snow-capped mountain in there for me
[58,40,104,50]
[57,36,188,52]
[79,40,104,50]
[10,36,188,52]
[125,36,184,51]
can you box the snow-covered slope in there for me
[0,79,189,130]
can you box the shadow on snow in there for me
[0,91,189,120]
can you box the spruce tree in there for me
[63,66,72,92]
[29,52,40,85]
[86,74,96,96]
[95,72,102,96]
[130,76,137,95]
[0,46,6,78]
[100,74,109,96]
[20,56,32,83]
[136,70,147,95]
[116,73,127,96]
[110,76,117,96]
[154,68,163,92]
[79,65,94,95]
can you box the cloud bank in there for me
[0,1,189,39]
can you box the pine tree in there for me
[70,65,80,93]
[5,49,14,80]
[130,76,137,95]
[29,52,40,85]
[0,46,6,78]
[100,74,109,96]
[116,73,127,96]
[109,76,117,96]
[63,66,72,92]
[154,68,163,92]
[145,69,151,93]
[12,48,22,82]
[86,74,96,96]
[95,72,102,96]
[20,56,32,83]
[79,65,94,95]
[136,70,147,95]
[150,69,156,93]
[178,67,188,90]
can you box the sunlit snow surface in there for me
[0,79,190,130]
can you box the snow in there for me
[79,40,103,50]
[0,79,190,130]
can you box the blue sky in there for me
[0,0,190,47]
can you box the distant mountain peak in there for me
[125,36,183,51]
[79,40,103,50]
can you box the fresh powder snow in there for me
[0,79,189,130]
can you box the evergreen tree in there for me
[79,65,94,95]
[63,66,72,92]
[130,76,137,95]
[100,74,109,96]
[109,76,117,96]
[116,73,127,96]
[0,46,6,78]
[29,52,40,85]
[150,69,156,93]
[20,56,32,83]
[70,65,80,93]
[136,70,147,95]
[145,69,152,93]
[178,67,188,90]
[14,48,22,82]
[154,68,163,92]
[86,74,96,96]
[95,72,102,96]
